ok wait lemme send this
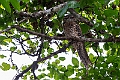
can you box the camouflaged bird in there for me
[63,14,92,69]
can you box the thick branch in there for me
[68,8,94,27]
[0,25,119,42]
[13,25,120,42]
[13,43,71,80]
[16,2,67,18]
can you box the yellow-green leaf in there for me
[0,54,6,59]
[1,62,10,71]
[3,38,12,43]
[0,0,11,13]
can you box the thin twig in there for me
[0,27,13,33]
[13,42,71,80]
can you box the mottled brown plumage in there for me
[63,14,92,69]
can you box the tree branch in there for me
[16,2,67,18]
[0,27,13,33]
[0,25,120,43]
[68,8,94,27]
[13,42,71,80]
[12,25,120,42]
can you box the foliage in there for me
[0,0,120,80]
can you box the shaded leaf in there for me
[43,41,49,49]
[68,1,79,8]
[106,56,116,63]
[103,43,109,50]
[104,9,118,17]
[54,55,58,58]
[80,24,90,34]
[65,69,74,76]
[117,48,120,55]
[59,57,65,61]
[57,3,68,17]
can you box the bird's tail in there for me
[76,42,92,69]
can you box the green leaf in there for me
[106,56,116,63]
[47,48,54,53]
[54,55,58,58]
[10,0,20,11]
[59,57,65,61]
[65,69,74,76]
[17,50,21,54]
[103,43,109,50]
[0,36,7,41]
[60,66,66,72]
[3,38,12,43]
[111,28,120,35]
[10,47,17,52]
[27,40,32,44]
[104,9,118,17]
[67,64,73,69]
[67,1,79,8]
[1,62,10,71]
[72,78,80,80]
[22,0,29,3]
[0,0,11,13]
[52,62,57,66]
[76,72,81,77]
[111,48,116,55]
[43,42,49,49]
[54,72,60,80]
[113,63,118,68]
[0,36,8,45]
[57,65,62,70]
[80,24,90,34]
[41,52,45,58]
[49,68,55,77]
[115,0,119,5]
[38,73,46,79]
[105,0,111,5]
[55,59,60,64]
[57,1,79,17]
[14,34,21,38]
[89,53,94,61]
[0,54,6,59]
[72,57,79,67]
[11,65,16,69]
[22,65,27,70]
[117,48,120,55]
[57,3,68,17]
[47,73,53,78]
